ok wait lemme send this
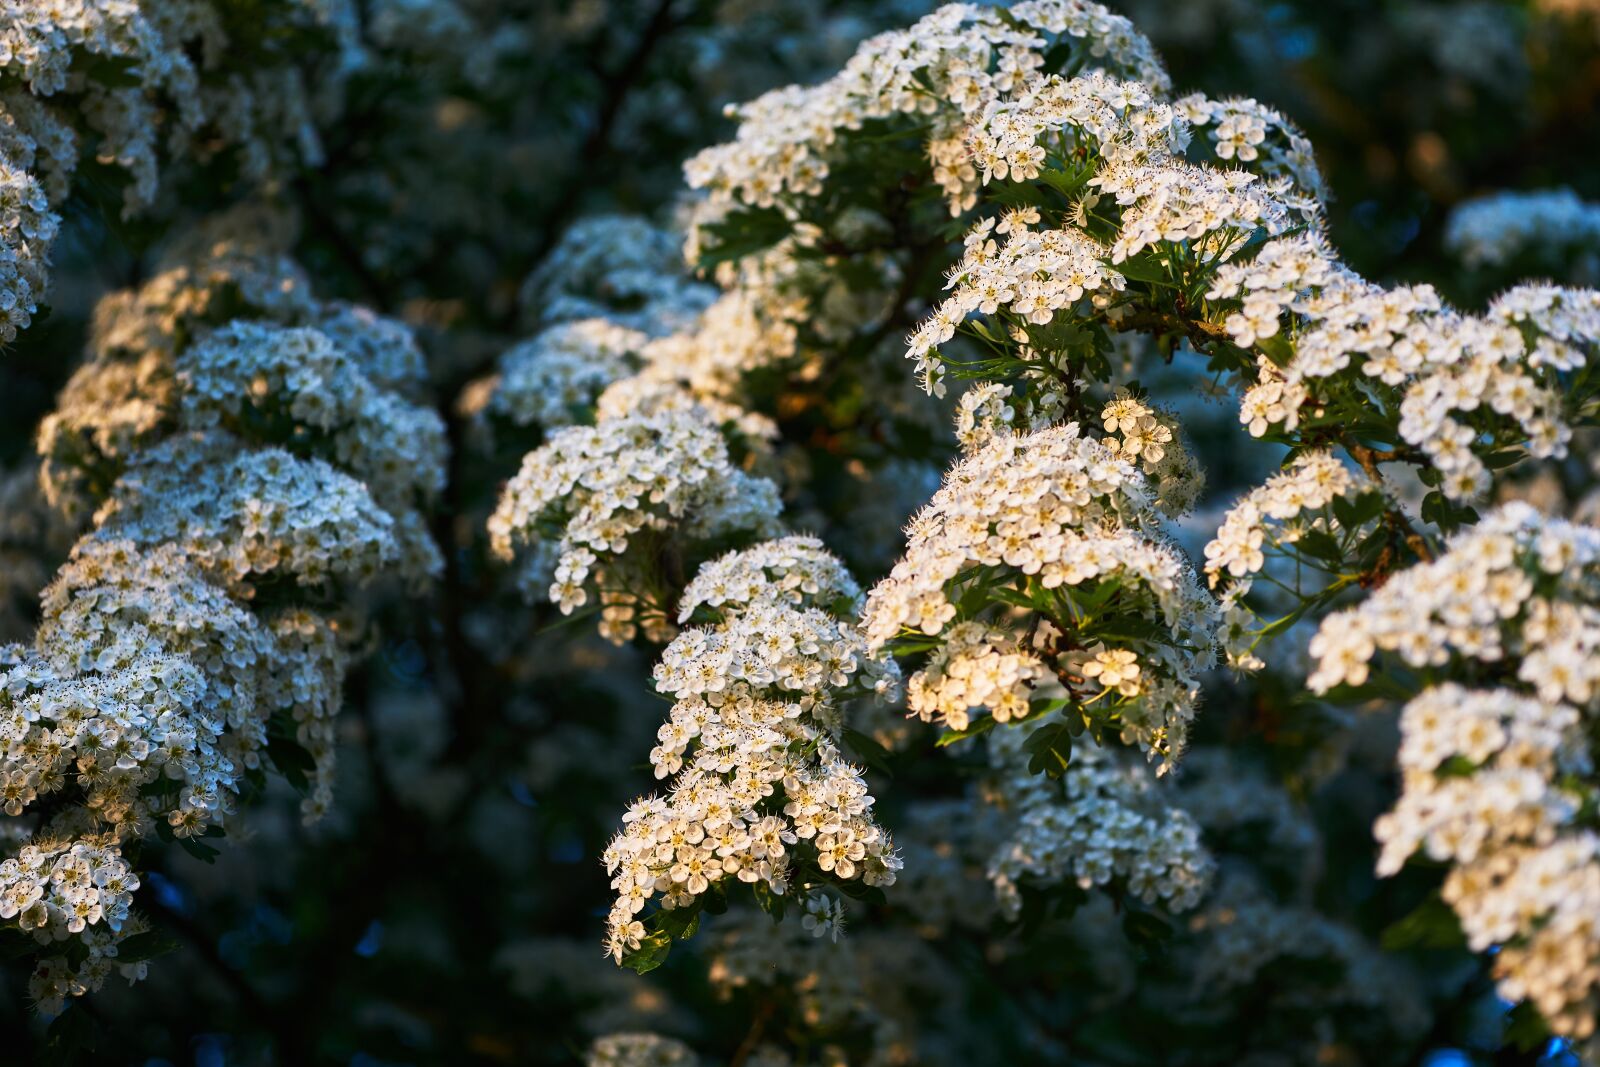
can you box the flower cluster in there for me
[1211,234,1600,501]
[0,0,362,343]
[487,407,784,643]
[1376,685,1587,878]
[0,812,153,1014]
[1381,686,1599,1043]
[3,213,438,1011]
[586,1033,699,1067]
[1444,188,1600,272]
[985,721,1213,915]
[37,218,318,518]
[954,382,1058,454]
[862,421,1217,767]
[905,621,1059,733]
[908,216,1123,394]
[1091,160,1291,265]
[93,432,412,593]
[1203,450,1374,595]
[479,319,644,434]
[0,150,56,343]
[677,536,862,622]
[1174,93,1326,210]
[1098,389,1203,515]
[603,541,901,965]
[1307,505,1600,1045]
[604,289,799,436]
[1307,502,1600,697]
[684,0,1168,216]
[481,227,819,454]
[35,224,443,546]
[963,71,1187,187]
[175,322,446,510]
[521,214,715,336]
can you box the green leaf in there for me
[1023,722,1074,779]
[936,717,997,747]
[694,207,792,268]
[1294,529,1343,564]
[1483,448,1524,470]
[842,729,894,777]
[1121,907,1173,947]
[1332,490,1386,531]
[138,776,184,800]
[114,930,182,964]
[265,725,316,795]
[833,879,887,906]
[43,1004,99,1063]
[1420,491,1479,533]
[620,930,672,975]
[75,54,143,89]
[753,881,788,921]
[1503,1000,1553,1053]
[655,907,701,940]
[1112,253,1176,287]
[178,836,222,864]
[1379,892,1466,952]
[1041,168,1089,200]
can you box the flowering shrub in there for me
[5,1,1600,1065]
[2,209,438,1016]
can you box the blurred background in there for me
[2,1,1599,1064]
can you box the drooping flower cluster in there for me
[684,0,1169,217]
[487,407,784,643]
[603,541,901,965]
[1306,504,1600,1046]
[2,217,439,1012]
[862,421,1217,767]
[985,720,1213,916]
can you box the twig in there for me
[1346,442,1435,564]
